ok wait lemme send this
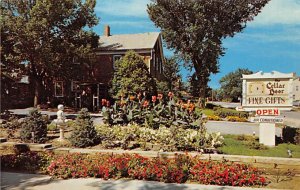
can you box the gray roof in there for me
[98,32,160,50]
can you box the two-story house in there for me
[53,25,165,110]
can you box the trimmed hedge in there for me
[214,108,248,118]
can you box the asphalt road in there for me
[205,121,282,137]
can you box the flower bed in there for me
[102,93,201,129]
[1,152,267,187]
[96,124,224,151]
[226,116,248,122]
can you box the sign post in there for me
[241,71,295,146]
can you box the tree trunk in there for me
[33,77,42,108]
[198,79,207,108]
[194,65,209,108]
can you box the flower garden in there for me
[1,92,299,188]
[1,151,267,187]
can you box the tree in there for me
[147,0,269,98]
[69,108,99,148]
[188,72,211,98]
[219,68,253,102]
[20,109,47,143]
[1,0,99,107]
[163,56,181,91]
[110,51,157,98]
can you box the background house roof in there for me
[98,32,160,50]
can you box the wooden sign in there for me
[241,71,295,111]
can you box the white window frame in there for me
[54,81,64,97]
[113,55,122,70]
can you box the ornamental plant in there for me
[110,50,157,98]
[214,108,248,119]
[45,152,267,187]
[69,108,99,148]
[95,124,224,150]
[226,116,248,122]
[0,151,52,172]
[1,151,268,187]
[20,109,47,143]
[3,115,20,139]
[102,92,202,129]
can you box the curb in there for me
[52,147,300,166]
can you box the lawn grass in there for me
[195,108,215,116]
[218,134,300,158]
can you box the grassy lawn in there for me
[195,108,215,116]
[218,134,300,158]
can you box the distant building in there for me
[1,71,32,111]
[293,77,300,105]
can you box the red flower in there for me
[106,101,110,107]
[101,99,107,106]
[152,96,157,103]
[168,92,174,98]
[143,100,149,107]
[157,93,163,100]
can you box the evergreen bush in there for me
[214,108,248,118]
[3,115,20,139]
[20,109,47,143]
[69,108,99,148]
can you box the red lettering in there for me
[256,110,261,115]
[274,109,279,115]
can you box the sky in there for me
[93,0,300,89]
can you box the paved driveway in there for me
[205,121,282,137]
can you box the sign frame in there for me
[240,71,295,147]
[241,71,295,111]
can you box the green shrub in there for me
[282,126,297,144]
[295,129,300,145]
[236,134,255,141]
[214,108,248,118]
[69,108,99,148]
[20,109,47,143]
[246,141,268,150]
[205,103,216,109]
[95,124,224,150]
[47,123,58,131]
[3,115,20,139]
[236,135,268,150]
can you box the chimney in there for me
[104,25,110,36]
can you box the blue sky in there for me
[93,0,300,89]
